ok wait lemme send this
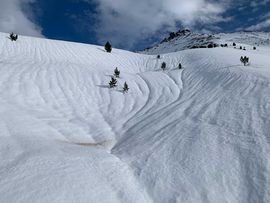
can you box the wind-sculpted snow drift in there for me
[0,32,270,202]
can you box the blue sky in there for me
[0,0,270,50]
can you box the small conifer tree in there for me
[114,67,120,78]
[161,62,166,71]
[105,41,112,53]
[123,82,129,93]
[157,55,160,59]
[240,46,242,50]
[178,63,182,69]
[109,77,117,88]
[240,56,249,66]
[253,46,256,50]
[233,42,236,46]
[9,33,18,41]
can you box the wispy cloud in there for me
[249,0,270,12]
[0,0,43,37]
[244,1,270,31]
[250,0,270,7]
[246,19,270,31]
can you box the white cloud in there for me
[87,0,230,48]
[250,0,270,7]
[246,19,270,31]
[0,0,43,37]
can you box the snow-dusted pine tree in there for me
[109,77,117,88]
[114,67,120,78]
[161,62,166,71]
[123,82,129,93]
[105,41,112,53]
[9,33,18,41]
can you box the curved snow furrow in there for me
[113,49,270,202]
[182,67,270,203]
[89,53,182,137]
[119,73,151,130]
[139,72,180,113]
[46,67,115,143]
[115,76,149,130]
[2,53,113,143]
[95,71,154,139]
[2,65,35,104]
[119,55,210,135]
[0,34,154,202]
[116,54,212,149]
[121,70,181,134]
[1,32,270,202]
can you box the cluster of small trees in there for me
[161,61,182,70]
[191,43,218,49]
[160,62,182,70]
[219,42,258,51]
[219,42,257,51]
[233,43,256,51]
[108,67,129,93]
[240,56,249,66]
[220,44,228,47]
[239,46,246,50]
[104,42,128,93]
[104,40,253,91]
[157,55,182,71]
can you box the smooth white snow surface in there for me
[0,32,270,202]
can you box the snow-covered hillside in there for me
[143,30,270,54]
[0,32,270,203]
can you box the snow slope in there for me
[0,32,270,202]
[143,30,270,54]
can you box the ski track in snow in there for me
[0,32,270,202]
